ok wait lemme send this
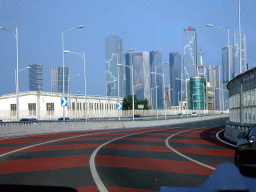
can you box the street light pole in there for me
[15,67,31,119]
[62,25,84,121]
[0,27,19,120]
[163,73,166,120]
[117,63,134,122]
[64,50,87,122]
[117,49,133,121]
[132,65,134,122]
[239,0,242,74]
[154,62,168,119]
[176,78,188,118]
[16,27,19,121]
[206,24,229,46]
[68,74,80,116]
[117,54,120,120]
[152,71,166,120]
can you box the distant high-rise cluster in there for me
[103,25,247,112]
[29,64,43,91]
[221,32,247,110]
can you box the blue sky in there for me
[0,0,255,96]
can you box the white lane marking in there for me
[165,127,216,170]
[0,128,150,158]
[90,127,181,192]
[216,129,237,147]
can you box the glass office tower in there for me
[183,26,197,78]
[29,64,43,91]
[51,67,70,94]
[105,35,123,97]
[169,52,181,106]
[132,52,150,102]
[190,77,206,110]
[234,32,247,76]
[150,51,163,109]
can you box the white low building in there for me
[0,91,122,121]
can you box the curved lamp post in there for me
[117,64,134,122]
[15,66,31,118]
[206,24,229,45]
[117,49,133,120]
[154,62,168,119]
[152,72,166,120]
[64,50,87,122]
[62,25,84,121]
[176,78,188,118]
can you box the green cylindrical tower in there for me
[190,77,206,110]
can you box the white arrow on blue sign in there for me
[117,102,122,110]
[61,97,68,107]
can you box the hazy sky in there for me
[0,0,255,96]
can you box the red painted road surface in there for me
[0,118,235,191]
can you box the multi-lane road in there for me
[0,117,238,191]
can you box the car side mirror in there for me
[238,132,246,139]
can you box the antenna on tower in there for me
[197,50,206,77]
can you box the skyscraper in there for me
[105,35,124,97]
[169,52,181,106]
[222,45,235,110]
[234,32,247,76]
[150,51,163,109]
[207,65,221,110]
[29,64,43,91]
[132,52,150,103]
[183,26,197,78]
[51,67,70,94]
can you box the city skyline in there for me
[0,0,255,97]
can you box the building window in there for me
[28,103,36,116]
[10,104,16,116]
[46,103,54,115]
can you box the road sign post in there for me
[117,102,122,110]
[61,97,68,107]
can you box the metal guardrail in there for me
[0,113,216,127]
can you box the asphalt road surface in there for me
[0,117,235,191]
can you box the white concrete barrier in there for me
[0,114,229,138]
